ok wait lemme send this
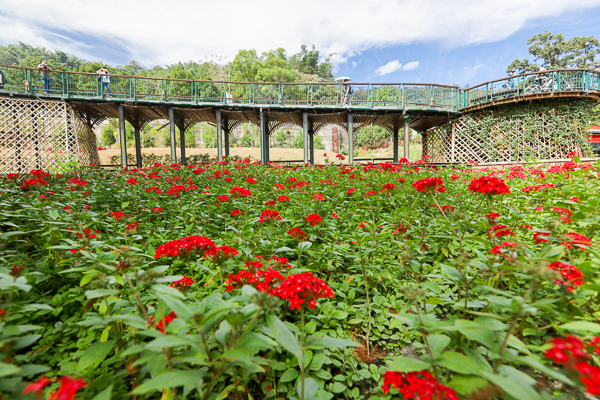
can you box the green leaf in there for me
[427,334,450,360]
[455,320,496,349]
[387,356,431,372]
[331,381,346,393]
[267,314,303,363]
[306,336,359,350]
[297,377,318,400]
[439,352,481,375]
[78,340,115,371]
[518,356,574,385]
[280,368,299,382]
[85,289,119,299]
[0,363,21,378]
[132,370,205,394]
[146,336,198,350]
[558,321,600,333]
[238,333,277,351]
[482,371,541,400]
[448,375,489,396]
[91,384,114,400]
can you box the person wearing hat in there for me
[504,70,516,98]
[37,60,52,93]
[96,66,112,97]
[341,79,352,105]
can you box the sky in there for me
[1,0,599,87]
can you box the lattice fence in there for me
[0,97,100,174]
[423,102,592,164]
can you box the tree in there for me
[290,44,334,80]
[508,31,599,73]
[101,126,116,148]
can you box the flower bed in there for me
[1,157,599,399]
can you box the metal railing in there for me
[0,64,598,111]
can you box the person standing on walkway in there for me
[0,68,5,89]
[97,67,112,97]
[37,61,52,93]
[342,79,352,105]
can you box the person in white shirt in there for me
[96,67,112,97]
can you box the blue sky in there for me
[0,0,599,87]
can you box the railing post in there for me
[129,77,133,99]
[260,108,266,165]
[403,118,410,160]
[368,83,372,107]
[66,73,70,98]
[309,84,313,106]
[193,81,196,103]
[133,78,136,100]
[401,84,405,109]
[216,109,222,162]
[485,83,489,102]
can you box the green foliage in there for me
[201,125,217,148]
[100,126,116,147]
[508,31,599,73]
[355,125,391,149]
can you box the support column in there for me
[216,109,222,162]
[118,104,127,168]
[403,118,410,160]
[392,128,399,163]
[134,126,142,168]
[168,107,176,163]
[308,128,314,165]
[259,108,266,165]
[303,112,308,164]
[348,113,354,165]
[224,126,230,160]
[264,114,270,164]
[179,124,186,165]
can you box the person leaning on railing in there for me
[342,79,352,105]
[37,61,52,93]
[96,67,112,97]
[504,70,516,98]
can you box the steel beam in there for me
[134,126,142,168]
[392,128,399,163]
[118,104,127,168]
[216,109,222,162]
[303,112,308,164]
[168,107,176,163]
[403,118,410,160]
[179,124,186,166]
[348,113,353,165]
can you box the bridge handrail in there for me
[466,68,597,90]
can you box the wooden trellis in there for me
[423,104,590,164]
[0,98,99,174]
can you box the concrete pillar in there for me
[168,107,176,163]
[348,113,354,165]
[309,128,314,165]
[216,109,222,162]
[134,126,142,168]
[118,104,127,168]
[392,128,399,163]
[303,112,308,164]
[260,108,266,165]
[224,126,230,159]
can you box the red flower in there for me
[273,183,286,191]
[393,223,409,236]
[440,205,456,212]
[126,177,138,185]
[155,236,215,259]
[365,190,377,197]
[270,272,334,310]
[23,376,52,394]
[562,233,592,251]
[277,195,290,202]
[264,200,277,206]
[548,261,584,292]
[381,370,458,399]
[229,186,252,198]
[151,207,163,213]
[112,211,126,221]
[382,182,396,190]
[521,183,555,193]
[148,311,178,333]
[146,186,162,194]
[259,209,282,224]
[48,376,88,400]
[204,245,239,262]
[468,176,510,195]
[217,195,230,202]
[21,177,48,189]
[7,173,19,179]
[170,275,194,290]
[347,188,356,195]
[412,177,446,194]
[126,222,139,231]
[225,261,284,293]
[311,192,324,201]
[245,178,257,184]
[331,212,338,219]
[231,209,242,217]
[288,227,307,242]
[488,224,513,238]
[336,154,345,160]
[305,214,323,226]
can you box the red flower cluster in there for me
[204,245,239,263]
[146,186,162,194]
[468,176,510,195]
[553,207,573,223]
[548,261,584,292]
[112,211,126,221]
[126,177,138,185]
[155,235,216,259]
[21,177,48,189]
[151,207,163,213]
[521,183,556,193]
[231,209,242,217]
[488,224,513,238]
[245,178,257,184]
[24,376,88,400]
[270,272,334,310]
[347,188,356,195]
[412,177,446,194]
[277,195,290,202]
[545,335,600,395]
[393,223,409,236]
[311,192,325,201]
[288,227,307,242]
[67,177,89,190]
[381,370,458,399]
[225,261,284,293]
[382,182,396,190]
[126,222,139,231]
[485,212,500,223]
[336,153,345,160]
[30,169,50,178]
[259,209,282,224]
[490,242,518,260]
[534,231,551,244]
[148,311,177,333]
[440,205,456,213]
[217,195,230,202]
[170,275,194,290]
[264,200,277,206]
[229,186,252,198]
[562,233,592,251]
[365,190,377,197]
[305,214,323,226]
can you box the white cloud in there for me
[0,0,598,68]
[402,61,420,71]
[375,60,403,76]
